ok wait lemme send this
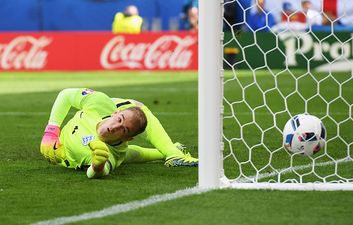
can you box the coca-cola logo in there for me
[100,35,196,69]
[0,36,51,70]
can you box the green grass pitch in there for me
[0,71,352,225]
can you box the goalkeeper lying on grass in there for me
[40,88,198,178]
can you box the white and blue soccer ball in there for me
[283,114,326,156]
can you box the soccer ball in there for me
[283,114,326,156]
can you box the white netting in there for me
[222,0,353,188]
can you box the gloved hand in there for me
[88,140,109,172]
[40,124,61,164]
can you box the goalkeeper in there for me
[40,88,198,179]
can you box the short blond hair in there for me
[124,107,147,136]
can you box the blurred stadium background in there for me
[1,0,353,225]
[0,0,189,31]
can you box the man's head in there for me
[97,107,147,144]
[124,5,139,16]
[301,0,312,13]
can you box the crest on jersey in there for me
[82,135,95,146]
[81,88,94,96]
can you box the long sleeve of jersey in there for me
[48,88,86,126]
[49,88,118,172]
[48,88,114,126]
[141,106,183,158]
[111,98,183,158]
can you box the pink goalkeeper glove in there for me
[40,124,62,164]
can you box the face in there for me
[302,1,311,12]
[125,5,138,16]
[97,110,137,144]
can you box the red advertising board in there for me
[0,31,198,71]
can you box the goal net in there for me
[199,0,353,191]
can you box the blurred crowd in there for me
[224,0,353,32]
[110,0,353,34]
[112,5,143,34]
[112,0,199,34]
[244,0,353,32]
[180,0,199,31]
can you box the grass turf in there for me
[0,70,352,225]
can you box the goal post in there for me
[198,0,353,191]
[198,0,223,188]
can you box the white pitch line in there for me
[30,157,352,225]
[29,187,210,225]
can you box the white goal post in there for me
[198,0,353,191]
[198,0,223,188]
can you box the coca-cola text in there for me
[0,36,51,70]
[100,35,196,69]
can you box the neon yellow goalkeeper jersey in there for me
[60,107,129,170]
[49,88,184,171]
[51,88,130,170]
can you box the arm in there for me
[46,87,114,127]
[141,106,198,167]
[141,106,183,158]
[111,98,198,166]
[112,13,123,34]
[110,98,183,158]
[40,88,112,163]
[40,88,87,163]
[48,88,91,126]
